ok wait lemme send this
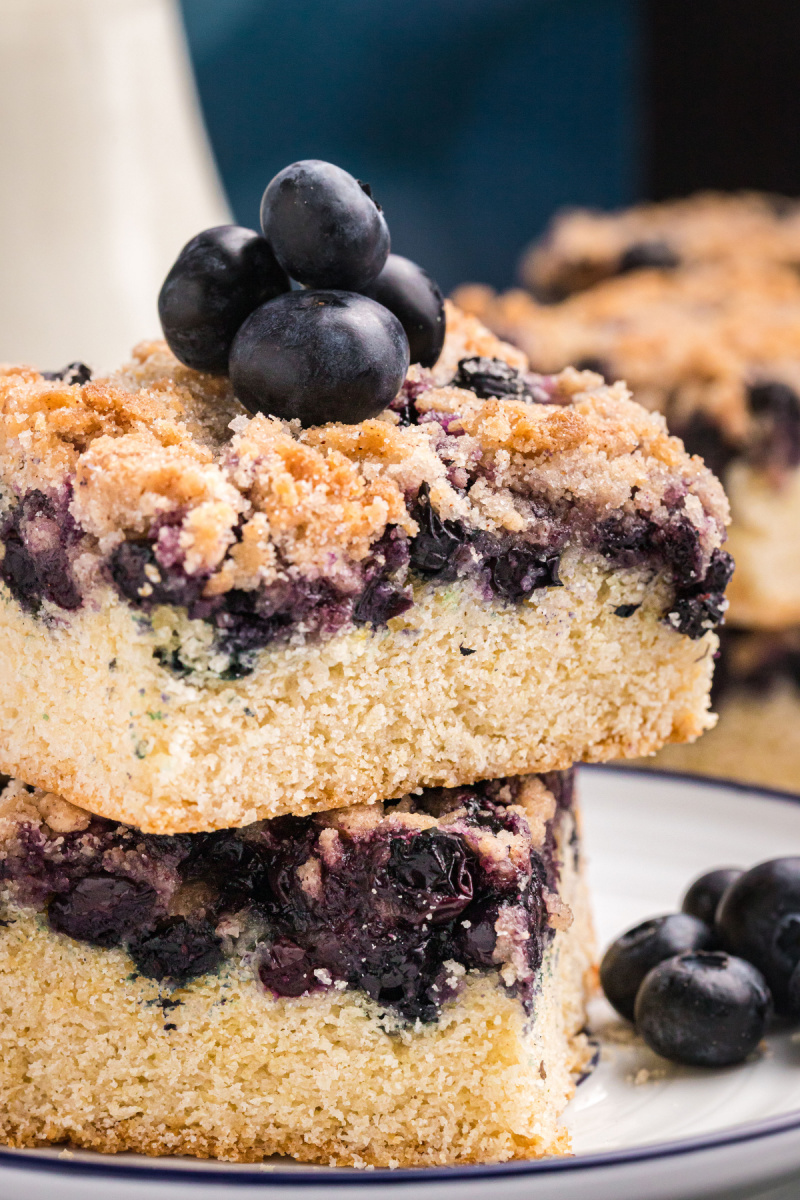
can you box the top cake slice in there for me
[0,304,730,833]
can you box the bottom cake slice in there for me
[0,769,595,1167]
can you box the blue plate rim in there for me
[2,766,799,1187]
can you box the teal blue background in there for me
[180,0,640,292]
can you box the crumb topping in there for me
[0,303,728,629]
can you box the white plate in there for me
[2,768,800,1200]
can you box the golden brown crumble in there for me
[0,303,728,599]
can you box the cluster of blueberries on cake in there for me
[601,858,800,1067]
[158,159,445,424]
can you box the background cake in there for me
[455,192,800,792]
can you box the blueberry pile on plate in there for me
[158,159,446,426]
[600,858,800,1067]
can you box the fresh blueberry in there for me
[682,867,744,927]
[600,913,715,1022]
[617,240,680,274]
[158,225,289,374]
[634,951,772,1067]
[229,289,409,426]
[128,916,223,983]
[48,876,158,949]
[716,858,800,1014]
[360,254,445,367]
[260,160,390,290]
[787,959,800,1014]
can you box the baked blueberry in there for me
[158,225,289,374]
[600,913,714,1022]
[716,857,800,1014]
[409,482,471,579]
[634,951,772,1067]
[260,160,390,290]
[617,240,680,274]
[360,254,445,367]
[682,867,744,927]
[453,356,530,400]
[677,411,738,481]
[453,899,500,966]
[0,489,82,614]
[41,362,92,385]
[230,290,409,426]
[386,830,473,925]
[128,916,223,983]
[748,380,800,420]
[747,381,800,471]
[485,545,561,602]
[258,940,317,998]
[48,876,158,949]
[575,356,610,379]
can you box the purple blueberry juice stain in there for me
[0,773,574,1022]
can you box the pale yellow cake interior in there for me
[0,549,717,833]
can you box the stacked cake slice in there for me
[0,304,729,832]
[0,769,593,1166]
[0,149,732,1167]
[0,303,731,1166]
